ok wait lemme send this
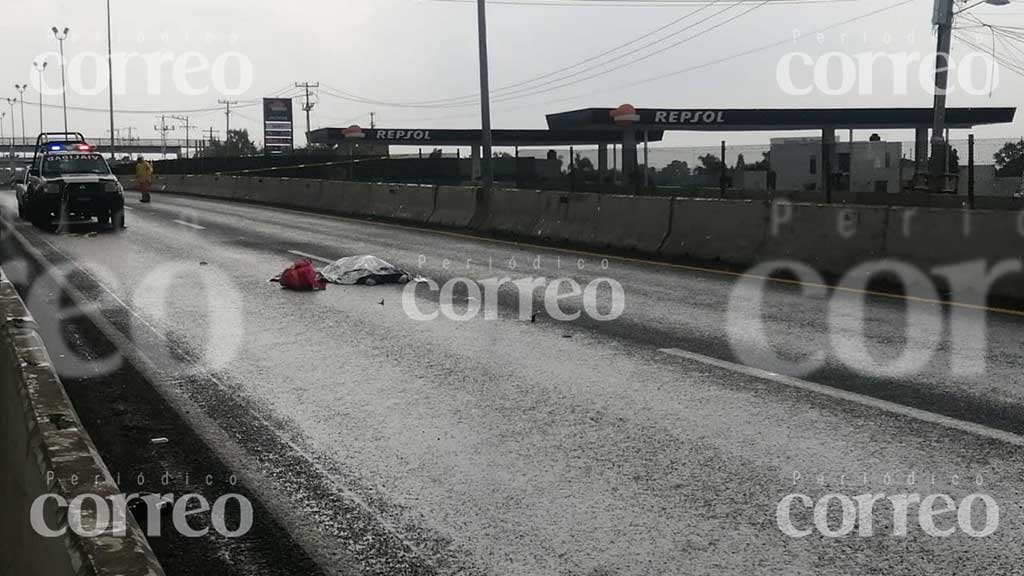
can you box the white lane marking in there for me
[658,347,1024,448]
[123,206,134,211]
[287,250,334,264]
[173,219,206,230]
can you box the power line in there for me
[314,0,915,127]
[473,0,917,112]
[317,0,757,108]
[319,0,770,108]
[488,0,773,103]
[414,0,737,106]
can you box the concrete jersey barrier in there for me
[318,180,372,216]
[532,191,602,246]
[233,177,324,210]
[0,273,166,576]
[479,188,544,237]
[429,186,478,228]
[147,175,1024,302]
[660,198,769,264]
[760,203,890,271]
[594,195,672,254]
[393,184,437,224]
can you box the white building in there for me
[770,137,903,194]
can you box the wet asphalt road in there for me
[3,187,1024,576]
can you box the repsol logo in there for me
[375,129,432,141]
[652,110,726,124]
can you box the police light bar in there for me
[49,144,63,151]
[76,144,93,151]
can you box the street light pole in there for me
[14,84,27,145]
[476,0,494,190]
[106,0,116,160]
[51,27,70,134]
[33,61,48,134]
[4,100,15,164]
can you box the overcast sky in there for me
[1,0,1022,150]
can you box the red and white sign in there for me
[342,125,366,139]
[610,104,640,127]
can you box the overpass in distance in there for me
[0,136,190,156]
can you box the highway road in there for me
[2,187,1024,576]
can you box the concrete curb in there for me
[0,270,166,576]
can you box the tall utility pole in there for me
[170,115,197,158]
[476,0,494,189]
[14,84,27,145]
[218,99,238,138]
[51,27,70,134]
[206,127,220,156]
[33,61,47,134]
[295,82,319,144]
[929,0,954,192]
[106,0,116,160]
[154,115,175,159]
[929,0,1010,192]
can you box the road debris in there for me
[271,259,327,291]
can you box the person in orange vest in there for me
[135,157,154,203]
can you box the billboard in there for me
[263,98,294,154]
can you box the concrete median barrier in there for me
[593,195,672,254]
[318,180,372,217]
[761,203,890,271]
[480,188,544,237]
[165,174,210,197]
[393,184,437,224]
[370,185,398,219]
[231,176,262,203]
[204,175,237,200]
[660,198,769,264]
[152,174,185,193]
[884,207,1024,299]
[233,177,324,210]
[429,186,478,228]
[0,273,166,576]
[282,179,325,210]
[533,191,602,245]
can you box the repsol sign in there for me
[652,110,726,125]
[373,129,433,141]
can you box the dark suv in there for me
[18,133,126,232]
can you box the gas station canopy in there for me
[546,107,1017,132]
[308,127,665,147]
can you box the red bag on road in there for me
[273,259,327,291]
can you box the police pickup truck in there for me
[18,133,126,232]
